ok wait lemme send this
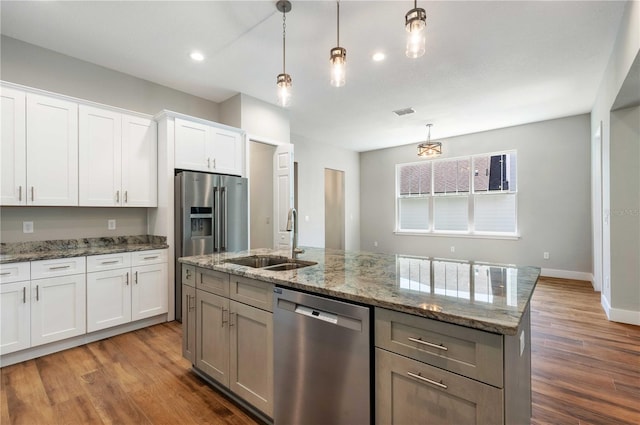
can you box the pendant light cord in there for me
[282,10,287,73]
[337,0,340,45]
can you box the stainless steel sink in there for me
[224,255,290,268]
[224,255,317,271]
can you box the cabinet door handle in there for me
[18,186,22,201]
[207,158,211,169]
[36,285,39,301]
[126,272,129,285]
[221,308,228,327]
[186,269,192,279]
[229,311,235,327]
[213,158,216,169]
[31,186,35,202]
[0,272,10,276]
[124,190,128,203]
[116,190,120,203]
[49,265,71,270]
[23,286,26,303]
[134,271,138,284]
[407,371,448,389]
[189,295,196,311]
[408,337,448,351]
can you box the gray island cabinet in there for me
[178,247,538,425]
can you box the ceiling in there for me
[0,1,627,152]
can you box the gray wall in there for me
[360,115,592,274]
[610,105,639,312]
[292,134,360,251]
[0,36,221,243]
[590,0,640,324]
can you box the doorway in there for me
[249,141,276,249]
[325,168,345,250]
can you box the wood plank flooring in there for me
[1,277,639,424]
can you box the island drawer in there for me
[196,267,229,296]
[375,347,504,425]
[0,262,30,284]
[182,265,196,288]
[375,307,503,387]
[230,275,274,312]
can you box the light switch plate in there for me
[23,221,34,233]
[108,219,116,230]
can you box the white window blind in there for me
[399,197,429,230]
[474,193,517,233]
[434,196,468,231]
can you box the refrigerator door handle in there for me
[221,186,227,251]
[213,186,219,252]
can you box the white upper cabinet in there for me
[26,93,79,206]
[0,87,26,205]
[175,117,244,176]
[79,105,157,207]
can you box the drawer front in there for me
[375,347,503,425]
[196,267,229,296]
[375,307,503,387]
[182,265,196,288]
[0,262,30,284]
[131,249,167,266]
[230,275,274,312]
[31,257,86,279]
[87,252,132,272]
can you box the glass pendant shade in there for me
[277,73,292,107]
[330,47,346,87]
[405,6,426,58]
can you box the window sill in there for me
[394,231,521,240]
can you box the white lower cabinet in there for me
[87,250,167,332]
[0,281,31,355]
[190,267,273,418]
[31,273,86,346]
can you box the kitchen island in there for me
[179,247,539,424]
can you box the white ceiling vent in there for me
[393,107,415,116]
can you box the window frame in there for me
[395,150,519,239]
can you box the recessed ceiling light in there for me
[372,52,386,62]
[190,51,205,62]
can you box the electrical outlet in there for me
[108,219,116,230]
[543,252,550,260]
[374,241,378,247]
[450,246,455,253]
[305,215,310,222]
[23,221,34,234]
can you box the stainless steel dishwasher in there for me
[273,287,371,425]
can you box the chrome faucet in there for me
[286,207,305,259]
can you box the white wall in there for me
[0,36,221,243]
[590,0,640,324]
[250,142,276,249]
[292,134,360,251]
[360,115,592,277]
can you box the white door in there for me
[122,115,157,206]
[210,127,243,176]
[26,94,78,206]
[0,282,31,355]
[87,268,132,332]
[31,274,86,346]
[274,144,294,249]
[175,118,208,172]
[79,105,122,206]
[0,86,26,205]
[131,263,168,321]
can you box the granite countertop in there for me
[0,235,168,264]
[179,247,540,336]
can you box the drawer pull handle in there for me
[0,272,11,276]
[186,269,192,279]
[126,272,129,286]
[408,337,448,351]
[143,256,158,260]
[31,186,35,202]
[101,260,119,265]
[49,265,71,270]
[23,286,26,303]
[36,285,39,301]
[407,371,448,389]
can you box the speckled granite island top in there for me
[0,235,168,264]
[179,247,540,336]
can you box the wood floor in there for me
[1,277,639,424]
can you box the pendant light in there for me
[330,0,346,87]
[276,0,292,107]
[417,124,442,157]
[405,0,426,59]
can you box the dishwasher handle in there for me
[276,296,363,332]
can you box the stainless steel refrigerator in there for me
[175,171,248,320]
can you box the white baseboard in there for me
[540,268,593,282]
[601,293,611,319]
[600,294,640,325]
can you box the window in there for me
[396,151,517,237]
